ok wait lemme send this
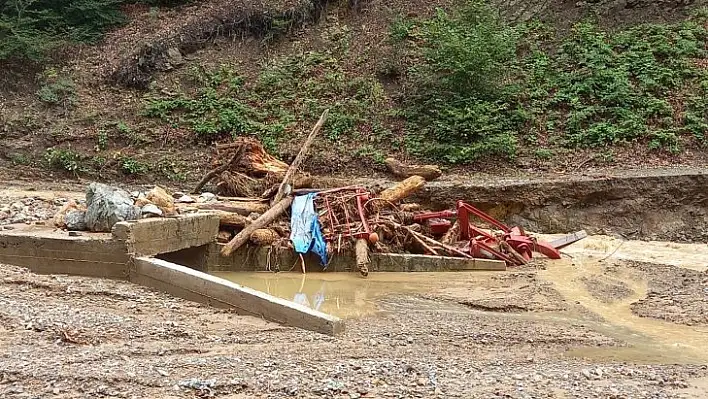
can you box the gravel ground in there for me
[1,263,708,398]
[2,186,708,398]
[629,262,708,327]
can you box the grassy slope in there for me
[0,0,706,184]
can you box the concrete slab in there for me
[0,225,129,279]
[130,257,344,336]
[113,214,220,257]
[208,244,506,272]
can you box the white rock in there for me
[142,204,163,217]
[176,195,195,203]
[197,192,216,203]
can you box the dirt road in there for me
[1,236,708,398]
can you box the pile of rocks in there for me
[52,183,218,233]
[0,197,65,227]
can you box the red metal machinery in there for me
[413,201,561,265]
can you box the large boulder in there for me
[84,183,141,232]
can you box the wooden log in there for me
[384,158,442,181]
[355,238,370,277]
[441,220,460,246]
[188,201,269,215]
[379,175,426,204]
[250,228,280,246]
[193,144,245,194]
[411,233,439,255]
[217,212,250,228]
[217,230,233,243]
[221,197,294,257]
[384,220,473,259]
[272,109,329,205]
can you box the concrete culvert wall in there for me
[413,169,708,243]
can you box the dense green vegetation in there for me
[141,0,708,164]
[143,34,392,156]
[0,0,189,60]
[398,1,708,162]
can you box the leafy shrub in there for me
[0,0,191,61]
[401,0,523,163]
[44,148,83,173]
[398,1,708,162]
[37,72,76,107]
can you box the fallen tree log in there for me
[250,228,281,246]
[216,212,250,228]
[272,109,329,205]
[384,158,442,181]
[355,238,370,277]
[193,144,245,194]
[221,196,294,257]
[189,201,269,215]
[376,175,426,209]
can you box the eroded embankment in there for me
[110,0,343,89]
[411,168,708,242]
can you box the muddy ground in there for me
[2,258,708,398]
[1,178,708,398]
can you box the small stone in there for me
[142,204,163,217]
[68,231,82,237]
[176,195,195,203]
[156,368,169,377]
[197,192,216,203]
[10,202,23,211]
[416,378,427,386]
[0,211,8,220]
[172,191,185,199]
[581,369,592,380]
[11,214,27,224]
[407,336,414,344]
[130,191,140,198]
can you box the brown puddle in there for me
[538,234,708,363]
[214,235,708,364]
[210,271,472,319]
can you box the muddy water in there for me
[211,271,471,319]
[538,235,708,363]
[214,235,708,363]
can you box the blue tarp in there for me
[290,193,328,266]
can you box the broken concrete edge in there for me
[130,256,344,336]
[112,213,220,257]
[0,232,130,279]
[205,243,507,272]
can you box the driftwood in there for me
[261,176,315,199]
[190,201,269,215]
[217,230,233,243]
[272,109,329,205]
[376,176,426,209]
[193,144,246,194]
[250,228,281,246]
[411,233,439,255]
[441,220,460,245]
[384,220,473,259]
[217,212,250,228]
[221,196,294,257]
[384,158,442,181]
[355,238,370,277]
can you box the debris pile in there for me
[44,110,579,273]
